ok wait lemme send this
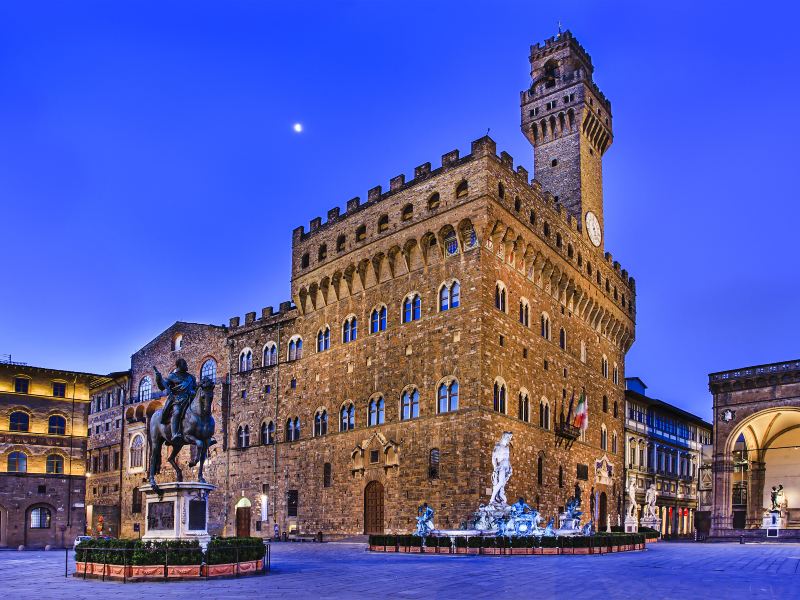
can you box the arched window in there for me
[48,415,66,435]
[138,377,152,402]
[438,380,459,413]
[237,425,250,448]
[314,410,328,436]
[514,197,521,212]
[443,229,459,256]
[368,397,385,426]
[402,293,421,323]
[323,462,332,487]
[356,225,366,242]
[613,401,619,418]
[263,344,277,367]
[539,399,551,430]
[46,454,64,474]
[201,358,217,381]
[401,388,420,420]
[318,244,328,261]
[378,214,389,232]
[439,281,460,311]
[498,182,505,199]
[239,349,253,372]
[340,403,355,431]
[7,451,27,473]
[10,411,30,432]
[317,327,330,352]
[612,431,618,454]
[537,455,543,485]
[342,317,358,343]
[495,282,507,312]
[370,305,387,333]
[261,421,275,445]
[559,327,566,350]
[428,192,440,210]
[518,392,530,422]
[580,340,587,363]
[613,363,619,385]
[600,425,608,451]
[559,465,564,488]
[401,204,414,221]
[429,448,440,479]
[493,380,507,414]
[336,234,346,252]
[602,395,609,413]
[601,355,609,378]
[519,299,530,326]
[301,253,310,268]
[540,313,551,340]
[455,180,468,198]
[129,435,144,469]
[286,417,300,442]
[172,334,183,351]
[288,337,303,361]
[29,506,51,529]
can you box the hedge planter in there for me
[385,546,397,553]
[542,547,559,555]
[131,565,164,579]
[107,564,132,579]
[422,546,437,554]
[237,560,260,574]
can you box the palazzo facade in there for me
[92,31,636,539]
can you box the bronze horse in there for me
[148,377,216,492]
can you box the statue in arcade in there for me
[644,483,659,519]
[414,503,436,537]
[771,485,785,511]
[489,432,513,506]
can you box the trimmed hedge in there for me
[75,537,264,566]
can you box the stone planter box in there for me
[573,547,590,555]
[385,546,397,553]
[407,547,421,553]
[436,546,451,554]
[422,546,437,554]
[107,564,132,579]
[455,547,468,554]
[204,563,235,577]
[541,547,559,555]
[370,545,384,552]
[511,548,529,555]
[131,565,165,579]
[167,565,202,579]
[466,547,480,555]
[482,547,501,555]
[237,560,260,574]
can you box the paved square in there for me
[2,542,799,599]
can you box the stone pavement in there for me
[2,541,800,599]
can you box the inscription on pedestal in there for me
[147,501,175,530]
[189,499,207,531]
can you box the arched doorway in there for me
[599,492,608,528]
[364,481,384,535]
[235,497,252,538]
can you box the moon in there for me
[293,123,303,133]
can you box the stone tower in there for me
[520,31,613,250]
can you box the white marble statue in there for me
[644,484,658,519]
[489,432,513,506]
[626,476,638,518]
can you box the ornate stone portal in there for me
[140,481,215,548]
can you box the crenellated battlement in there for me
[228,300,296,332]
[290,134,634,296]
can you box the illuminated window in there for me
[46,454,64,474]
[10,411,29,432]
[201,358,217,381]
[7,451,27,473]
[48,415,66,435]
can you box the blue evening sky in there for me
[1,1,797,420]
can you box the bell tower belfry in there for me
[520,31,612,250]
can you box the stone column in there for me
[748,461,766,528]
[711,456,734,536]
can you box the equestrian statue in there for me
[148,358,216,493]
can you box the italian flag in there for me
[573,389,589,431]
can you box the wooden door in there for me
[236,506,251,537]
[364,481,384,534]
[599,492,608,527]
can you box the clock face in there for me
[585,211,602,247]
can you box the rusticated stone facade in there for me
[101,31,636,540]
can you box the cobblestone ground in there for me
[2,542,800,599]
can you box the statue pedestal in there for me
[139,481,215,549]
[640,515,660,531]
[762,511,785,530]
[624,515,639,533]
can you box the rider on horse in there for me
[154,358,196,445]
